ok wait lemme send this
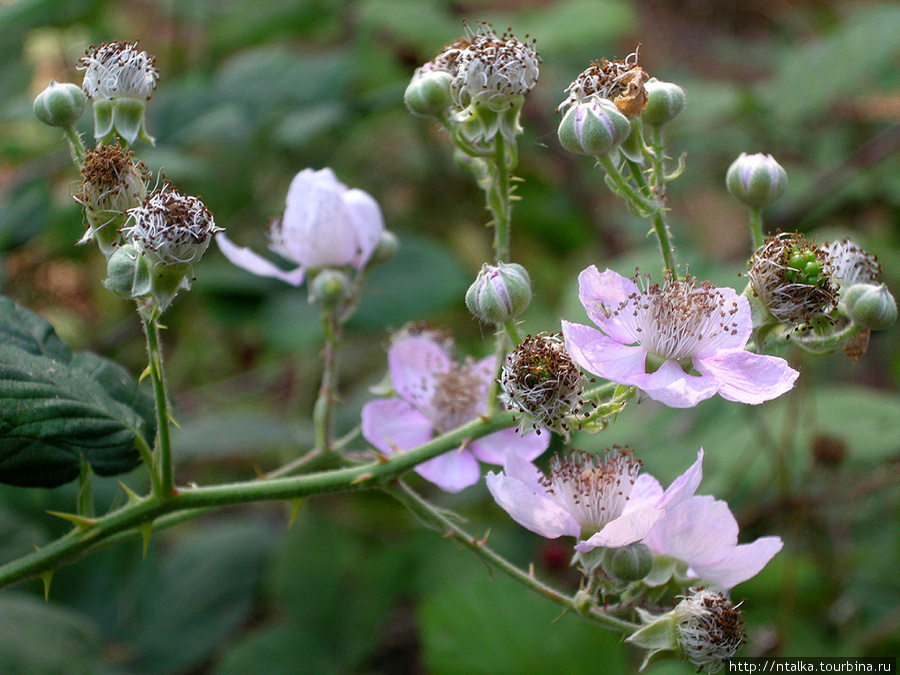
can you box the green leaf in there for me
[0,593,104,674]
[0,298,155,488]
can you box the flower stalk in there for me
[143,314,175,497]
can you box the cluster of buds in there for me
[557,51,685,160]
[405,22,540,145]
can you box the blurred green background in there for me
[1,0,899,672]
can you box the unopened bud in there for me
[465,262,531,324]
[33,80,86,128]
[558,98,631,157]
[840,283,897,331]
[104,244,150,298]
[641,78,686,127]
[369,229,399,265]
[605,542,653,582]
[310,268,350,306]
[404,70,453,119]
[726,152,787,209]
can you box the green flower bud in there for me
[104,244,150,298]
[465,262,532,324]
[840,283,897,331]
[605,542,653,582]
[404,69,453,119]
[33,80,86,128]
[369,229,399,265]
[641,78,686,127]
[309,268,350,307]
[558,98,631,157]
[726,152,788,209]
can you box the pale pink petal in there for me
[485,470,581,539]
[576,266,640,344]
[695,350,798,405]
[690,537,783,589]
[500,449,547,495]
[656,448,704,510]
[361,398,433,455]
[622,473,664,513]
[415,448,481,493]
[645,496,738,565]
[470,427,550,465]
[470,355,497,415]
[216,234,306,286]
[575,506,664,551]
[388,335,451,413]
[562,321,647,382]
[633,360,719,408]
[696,288,752,353]
[343,188,385,269]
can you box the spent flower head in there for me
[819,238,880,288]
[562,266,798,408]
[674,590,745,672]
[746,232,837,325]
[558,50,648,115]
[451,22,540,112]
[500,332,586,437]
[361,332,549,493]
[78,41,159,145]
[75,143,148,255]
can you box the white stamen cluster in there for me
[746,233,837,324]
[541,448,641,533]
[558,51,647,115]
[500,333,586,436]
[123,187,221,267]
[430,361,484,433]
[451,22,540,110]
[819,238,880,287]
[674,590,745,673]
[76,144,148,220]
[78,41,159,101]
[611,273,741,364]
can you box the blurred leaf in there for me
[419,570,626,674]
[521,0,636,54]
[0,298,153,487]
[0,593,104,674]
[350,233,469,329]
[273,101,349,149]
[214,625,312,675]
[171,411,313,460]
[764,4,900,122]
[0,178,53,253]
[125,519,274,675]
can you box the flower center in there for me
[430,362,484,433]
[615,275,741,364]
[558,51,647,115]
[540,448,641,533]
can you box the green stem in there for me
[76,457,94,519]
[63,125,86,164]
[490,136,512,262]
[142,315,175,498]
[748,208,764,251]
[503,320,522,347]
[649,209,678,278]
[384,480,639,635]
[596,154,653,212]
[0,410,519,589]
[313,309,341,455]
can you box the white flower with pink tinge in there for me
[562,266,799,409]
[361,334,550,493]
[217,168,384,286]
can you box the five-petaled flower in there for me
[486,447,703,555]
[562,266,799,408]
[361,333,549,493]
[217,168,384,287]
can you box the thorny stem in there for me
[490,135,513,262]
[313,308,341,455]
[383,480,639,635]
[142,314,175,498]
[0,410,519,589]
[63,125,87,164]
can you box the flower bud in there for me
[33,80,86,128]
[104,243,150,298]
[726,152,788,209]
[309,268,350,307]
[465,262,531,324]
[369,229,399,265]
[840,283,897,331]
[605,542,653,582]
[558,98,631,157]
[641,77,686,127]
[404,69,453,119]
